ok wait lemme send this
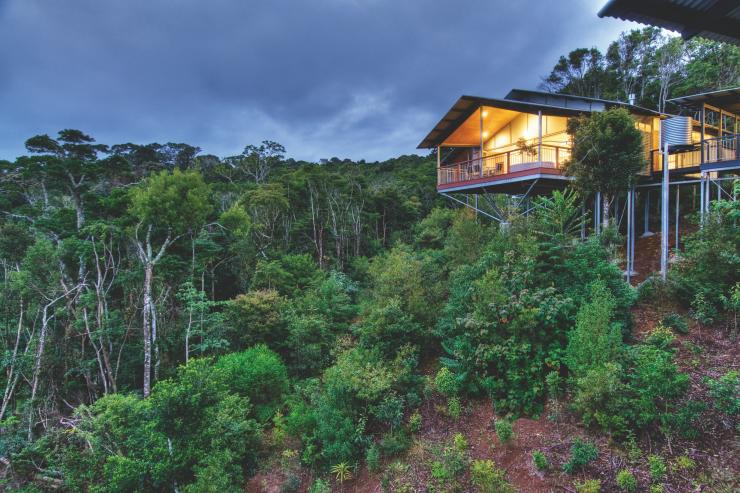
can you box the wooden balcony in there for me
[437,144,571,193]
[650,134,740,174]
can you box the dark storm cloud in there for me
[0,0,636,161]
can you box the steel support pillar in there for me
[626,188,635,284]
[699,172,706,225]
[675,185,680,251]
[642,190,653,236]
[660,144,669,280]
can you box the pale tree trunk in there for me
[1,300,24,421]
[142,263,154,397]
[603,194,612,228]
[135,224,173,398]
[29,287,77,440]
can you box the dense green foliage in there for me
[0,27,737,491]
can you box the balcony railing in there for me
[651,134,739,173]
[438,145,571,186]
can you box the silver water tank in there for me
[661,116,692,147]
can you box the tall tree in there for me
[128,169,212,396]
[541,48,612,98]
[565,108,645,226]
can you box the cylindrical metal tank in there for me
[661,116,692,147]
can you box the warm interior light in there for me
[482,131,489,138]
[482,110,488,118]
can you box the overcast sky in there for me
[0,0,639,162]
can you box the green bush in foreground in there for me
[308,479,331,493]
[575,479,601,493]
[660,313,689,334]
[706,370,740,416]
[563,439,598,473]
[616,469,637,492]
[470,459,515,493]
[494,419,514,444]
[532,450,549,470]
[215,344,289,422]
[648,455,666,483]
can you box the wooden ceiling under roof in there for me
[442,107,520,147]
[418,96,584,149]
[667,87,740,115]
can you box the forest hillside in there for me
[0,28,738,493]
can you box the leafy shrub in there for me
[649,485,664,493]
[648,455,667,483]
[354,298,424,357]
[673,455,696,471]
[371,392,405,430]
[469,459,514,493]
[308,479,331,493]
[366,444,381,472]
[571,362,630,435]
[575,479,601,493]
[706,370,740,416]
[645,324,676,350]
[565,281,623,379]
[670,202,740,320]
[532,450,549,470]
[408,412,422,433]
[367,245,445,328]
[447,397,462,420]
[331,462,352,483]
[436,229,622,415]
[690,293,717,325]
[430,433,468,481]
[616,469,637,492]
[225,289,286,349]
[26,360,264,492]
[628,344,693,432]
[434,367,459,396]
[494,419,514,444]
[563,439,598,473]
[215,345,289,421]
[660,313,689,334]
[378,430,412,457]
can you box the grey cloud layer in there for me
[0,0,635,161]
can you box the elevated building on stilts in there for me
[418,87,739,281]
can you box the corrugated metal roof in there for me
[417,91,661,149]
[598,0,740,45]
[667,86,740,113]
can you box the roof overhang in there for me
[598,0,740,46]
[418,93,661,149]
[667,86,740,114]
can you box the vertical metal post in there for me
[675,185,680,251]
[626,188,633,284]
[595,192,602,235]
[479,108,484,178]
[700,172,706,225]
[538,110,543,163]
[630,189,636,278]
[436,145,441,185]
[643,190,652,236]
[660,144,670,280]
[700,105,705,165]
